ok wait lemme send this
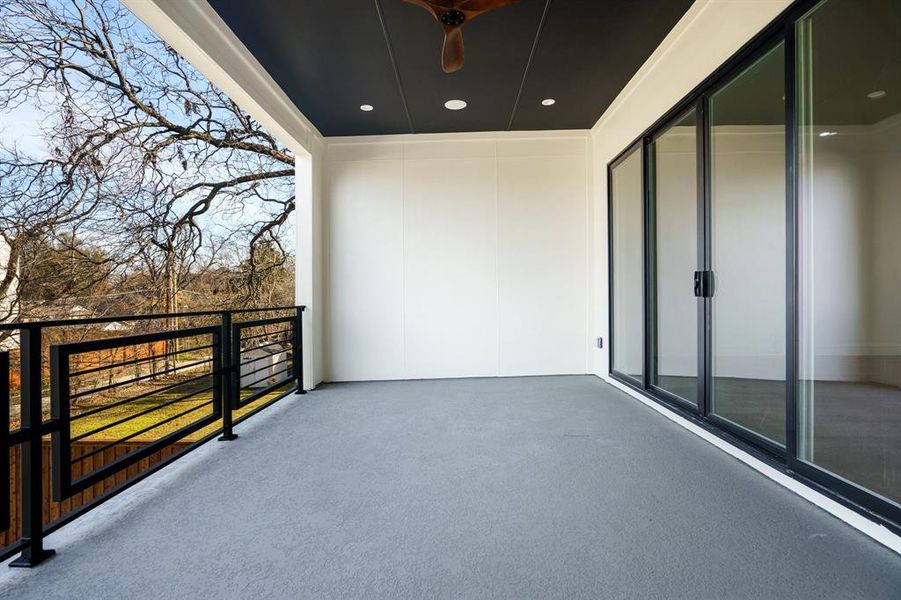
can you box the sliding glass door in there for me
[650,109,700,406]
[797,0,901,505]
[608,0,900,526]
[610,144,644,384]
[708,43,787,446]
[644,42,788,443]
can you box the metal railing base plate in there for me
[9,547,55,568]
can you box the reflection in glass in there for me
[709,43,786,444]
[797,0,901,504]
[611,147,644,382]
[651,109,698,404]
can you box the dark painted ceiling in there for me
[207,0,694,137]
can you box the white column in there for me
[295,151,316,390]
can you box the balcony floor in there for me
[1,376,899,599]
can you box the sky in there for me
[1,102,48,158]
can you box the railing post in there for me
[10,325,55,567]
[0,351,10,532]
[218,311,238,441]
[294,306,306,395]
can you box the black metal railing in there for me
[0,305,306,567]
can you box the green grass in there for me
[69,374,291,443]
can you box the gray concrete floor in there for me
[1,376,899,599]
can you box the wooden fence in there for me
[1,439,192,548]
[6,340,169,390]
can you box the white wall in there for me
[654,128,697,377]
[324,133,589,382]
[709,126,785,380]
[610,149,644,377]
[800,116,901,387]
[868,116,901,386]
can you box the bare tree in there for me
[0,0,296,324]
[0,140,132,342]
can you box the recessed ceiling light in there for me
[819,131,838,137]
[360,104,374,112]
[444,99,467,111]
[867,90,887,99]
[541,98,556,106]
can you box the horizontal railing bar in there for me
[0,305,303,331]
[0,538,28,565]
[239,357,293,380]
[238,342,293,365]
[70,384,216,443]
[228,306,300,315]
[9,428,28,445]
[60,326,216,356]
[69,342,216,377]
[71,371,216,421]
[240,326,293,343]
[65,412,220,495]
[40,418,61,435]
[69,357,214,400]
[72,400,215,464]
[238,365,293,392]
[234,315,295,330]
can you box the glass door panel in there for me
[610,145,644,383]
[797,0,901,505]
[650,109,699,405]
[709,43,787,445]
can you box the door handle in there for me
[694,271,715,298]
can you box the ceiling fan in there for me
[402,0,520,74]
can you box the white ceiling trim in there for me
[325,129,591,146]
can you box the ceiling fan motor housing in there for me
[440,10,466,26]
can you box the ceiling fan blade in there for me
[442,27,465,73]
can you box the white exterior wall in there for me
[323,132,590,382]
